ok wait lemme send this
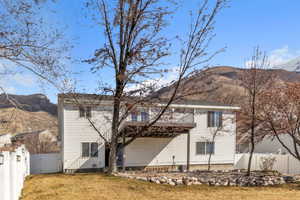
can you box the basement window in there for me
[82,143,90,157]
[82,142,99,158]
[90,143,99,157]
[196,142,215,155]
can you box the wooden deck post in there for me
[187,131,190,171]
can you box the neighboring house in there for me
[58,94,239,172]
[0,133,12,147]
[11,129,57,143]
[0,130,58,154]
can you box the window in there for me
[131,113,138,121]
[79,106,92,118]
[86,106,92,118]
[141,112,149,121]
[82,142,99,158]
[82,143,90,157]
[90,143,98,157]
[206,142,215,154]
[207,111,222,127]
[79,107,85,118]
[196,142,206,155]
[196,142,215,155]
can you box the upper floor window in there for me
[131,112,138,121]
[141,112,149,122]
[196,141,215,155]
[207,111,222,127]
[86,107,92,118]
[79,107,85,118]
[79,106,92,118]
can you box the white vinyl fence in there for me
[30,153,62,174]
[235,153,300,175]
[0,145,30,200]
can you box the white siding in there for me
[60,101,236,170]
[62,105,112,170]
[125,110,236,166]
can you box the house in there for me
[0,133,12,147]
[11,129,57,144]
[58,94,240,172]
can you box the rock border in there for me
[114,170,297,187]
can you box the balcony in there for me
[121,109,196,137]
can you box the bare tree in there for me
[0,0,69,136]
[258,83,300,161]
[22,133,58,154]
[83,0,228,173]
[238,47,274,176]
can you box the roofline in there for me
[58,93,240,110]
[159,103,240,110]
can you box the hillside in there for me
[0,94,58,143]
[0,93,57,116]
[0,107,58,136]
[155,66,300,105]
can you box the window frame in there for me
[90,142,99,157]
[81,142,99,158]
[141,111,149,122]
[195,141,215,155]
[131,112,138,121]
[79,107,85,118]
[81,142,90,157]
[207,111,223,127]
[79,106,92,118]
[86,106,92,118]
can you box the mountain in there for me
[0,107,58,136]
[0,94,58,141]
[0,93,57,116]
[274,57,300,72]
[155,66,300,105]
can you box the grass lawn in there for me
[21,173,300,200]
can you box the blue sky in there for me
[3,0,300,103]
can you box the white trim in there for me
[157,103,240,110]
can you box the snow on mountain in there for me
[273,57,300,72]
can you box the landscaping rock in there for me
[114,170,290,187]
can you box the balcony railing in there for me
[128,110,194,124]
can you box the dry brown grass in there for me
[21,173,300,200]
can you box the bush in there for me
[259,156,277,171]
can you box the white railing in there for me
[128,112,194,124]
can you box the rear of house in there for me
[58,94,239,172]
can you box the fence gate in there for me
[30,153,62,174]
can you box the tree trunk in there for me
[107,88,122,174]
[207,152,212,171]
[247,94,256,176]
[247,133,255,176]
[108,136,118,174]
[207,134,216,171]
